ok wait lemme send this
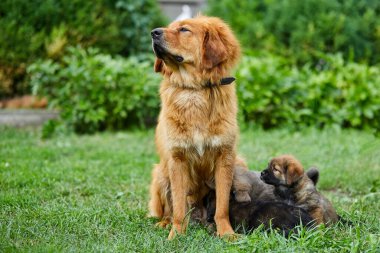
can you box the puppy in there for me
[148,15,241,239]
[206,165,316,235]
[260,155,339,225]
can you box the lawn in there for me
[0,127,379,252]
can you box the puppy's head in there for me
[260,155,304,187]
[151,15,240,87]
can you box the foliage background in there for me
[0,0,165,97]
[208,0,380,65]
[2,0,380,134]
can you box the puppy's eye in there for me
[179,27,190,32]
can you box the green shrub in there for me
[0,0,165,64]
[28,47,160,133]
[0,0,165,97]
[28,48,380,134]
[236,51,380,132]
[208,0,380,65]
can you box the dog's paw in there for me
[219,232,241,242]
[167,224,186,240]
[167,228,177,240]
[155,220,170,228]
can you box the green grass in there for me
[0,127,379,252]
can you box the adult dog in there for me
[148,15,241,239]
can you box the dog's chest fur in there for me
[160,85,237,156]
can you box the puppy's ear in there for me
[154,58,164,73]
[306,167,319,185]
[285,163,303,185]
[202,30,227,69]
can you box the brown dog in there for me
[148,15,241,239]
[260,155,339,225]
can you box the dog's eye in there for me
[179,27,190,32]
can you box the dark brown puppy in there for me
[205,165,316,235]
[206,191,314,236]
[260,155,339,225]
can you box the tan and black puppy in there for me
[260,155,339,225]
[206,164,316,235]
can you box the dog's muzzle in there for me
[151,28,166,59]
[260,170,268,180]
[151,28,163,40]
[151,28,184,63]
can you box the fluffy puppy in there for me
[149,15,241,239]
[260,155,339,225]
[206,165,316,235]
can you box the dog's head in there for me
[151,15,240,87]
[260,155,305,187]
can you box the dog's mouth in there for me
[152,42,166,59]
[152,41,184,63]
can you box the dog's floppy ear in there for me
[154,58,164,73]
[306,167,319,185]
[285,162,303,185]
[202,29,227,69]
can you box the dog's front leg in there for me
[214,147,235,238]
[168,152,189,239]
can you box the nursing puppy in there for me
[261,155,339,224]
[149,15,241,239]
[206,165,316,235]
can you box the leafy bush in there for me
[208,0,380,65]
[0,0,165,64]
[0,0,165,97]
[28,48,380,134]
[28,47,160,133]
[236,52,380,132]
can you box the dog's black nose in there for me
[151,28,163,38]
[260,170,267,179]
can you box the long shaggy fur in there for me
[148,16,242,239]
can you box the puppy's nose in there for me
[151,28,163,39]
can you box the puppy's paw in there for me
[234,191,251,203]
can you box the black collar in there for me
[206,77,235,88]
